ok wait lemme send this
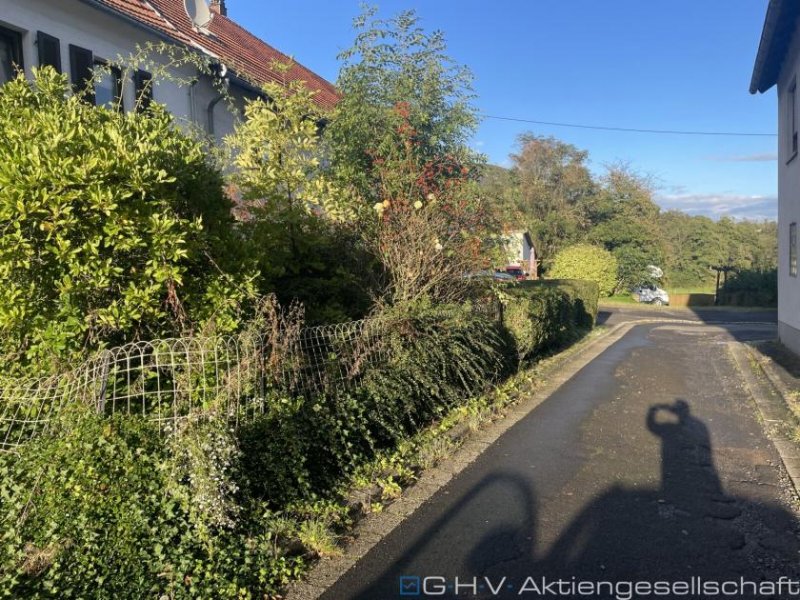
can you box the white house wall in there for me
[0,0,246,140]
[777,18,800,355]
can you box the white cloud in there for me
[705,152,778,162]
[655,192,777,221]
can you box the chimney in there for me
[209,0,227,16]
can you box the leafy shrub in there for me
[0,408,311,599]
[238,391,372,506]
[718,268,777,307]
[502,279,599,364]
[328,7,478,205]
[548,243,618,297]
[0,68,252,374]
[224,73,376,325]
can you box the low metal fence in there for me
[0,317,392,451]
[0,297,503,452]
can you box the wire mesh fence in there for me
[0,316,397,452]
[0,297,503,452]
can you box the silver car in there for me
[632,284,670,306]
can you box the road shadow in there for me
[514,400,800,592]
[595,309,613,326]
[756,340,800,379]
[596,307,777,344]
[330,400,800,599]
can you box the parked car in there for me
[504,266,527,281]
[463,270,515,281]
[632,284,670,306]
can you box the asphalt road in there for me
[321,311,800,600]
[596,304,778,327]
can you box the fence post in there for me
[97,352,111,415]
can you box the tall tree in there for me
[326,7,480,205]
[325,7,495,307]
[505,135,595,265]
[588,165,666,288]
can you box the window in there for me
[69,44,94,103]
[0,26,23,85]
[791,222,797,277]
[789,79,798,159]
[133,69,153,112]
[37,31,61,73]
[94,59,122,110]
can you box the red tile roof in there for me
[92,0,339,109]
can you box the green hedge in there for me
[0,293,595,598]
[502,279,599,364]
[547,244,617,297]
[717,269,777,307]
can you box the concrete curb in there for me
[285,318,780,600]
[750,347,800,422]
[729,342,800,495]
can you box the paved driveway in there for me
[321,312,800,599]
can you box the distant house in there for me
[0,0,338,141]
[503,231,538,279]
[751,0,800,354]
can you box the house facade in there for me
[0,0,337,141]
[751,0,800,355]
[503,231,538,278]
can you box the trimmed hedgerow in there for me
[502,279,599,364]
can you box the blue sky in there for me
[228,1,777,220]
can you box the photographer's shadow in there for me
[469,399,800,593]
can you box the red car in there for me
[504,266,527,281]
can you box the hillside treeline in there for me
[482,134,777,289]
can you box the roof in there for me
[750,0,800,94]
[83,0,339,109]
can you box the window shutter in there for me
[69,45,94,104]
[134,69,153,112]
[37,32,62,73]
[0,27,24,85]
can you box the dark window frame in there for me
[133,69,153,112]
[0,25,24,82]
[93,57,123,111]
[789,78,798,163]
[36,31,61,73]
[69,43,95,104]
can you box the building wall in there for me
[778,19,800,352]
[0,0,247,140]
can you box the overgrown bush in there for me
[548,243,618,297]
[0,409,306,599]
[0,68,252,374]
[223,74,376,325]
[239,300,507,506]
[328,7,479,205]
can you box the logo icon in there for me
[399,576,421,596]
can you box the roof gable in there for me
[89,0,339,109]
[750,0,800,94]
